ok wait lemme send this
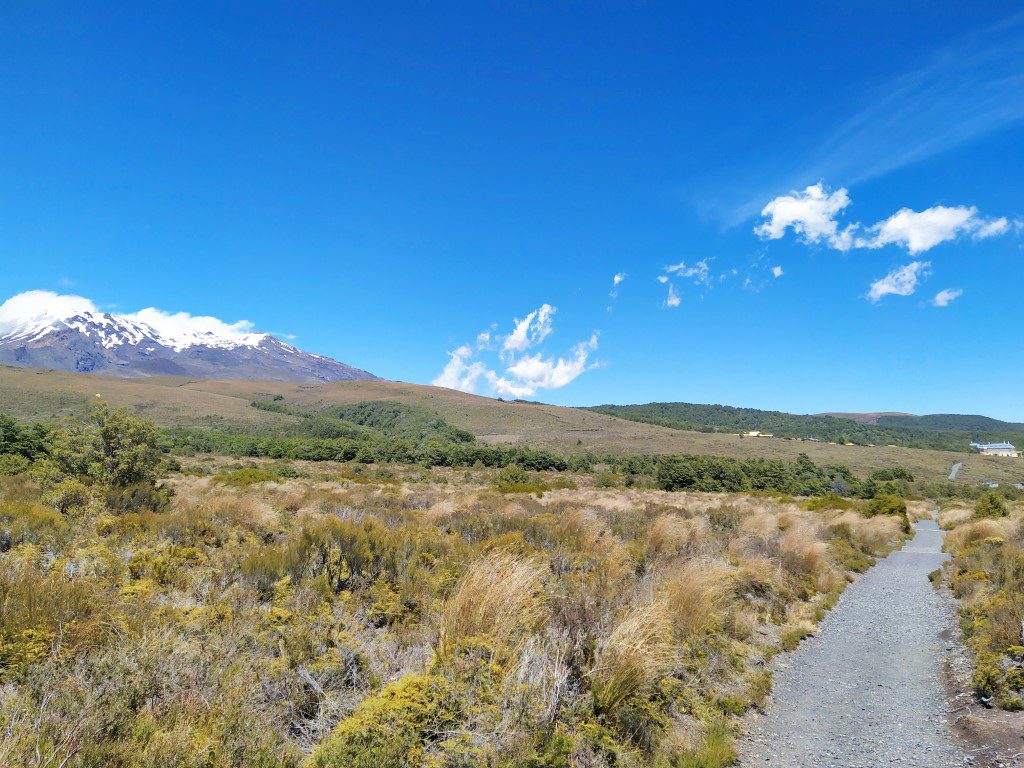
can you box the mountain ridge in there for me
[0,290,378,383]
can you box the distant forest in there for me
[586,403,1024,453]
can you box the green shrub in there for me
[661,719,737,768]
[829,537,873,573]
[42,478,91,513]
[864,494,906,518]
[869,467,914,483]
[309,675,460,768]
[214,467,281,487]
[974,492,1009,519]
[0,454,30,476]
[863,494,910,533]
[801,494,853,511]
[494,464,547,494]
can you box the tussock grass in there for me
[779,526,827,578]
[592,600,675,715]
[648,514,711,560]
[438,550,548,653]
[945,518,1014,552]
[659,559,731,639]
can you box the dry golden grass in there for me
[647,514,711,560]
[937,505,973,530]
[829,511,904,553]
[905,500,936,523]
[658,558,732,638]
[779,526,828,579]
[945,518,1017,552]
[591,600,675,715]
[438,550,548,653]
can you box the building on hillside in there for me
[741,430,774,438]
[970,441,1021,458]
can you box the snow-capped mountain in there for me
[0,291,379,382]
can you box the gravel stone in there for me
[740,519,969,767]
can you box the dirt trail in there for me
[741,519,968,767]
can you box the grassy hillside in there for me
[1,366,1023,484]
[876,413,1024,432]
[589,401,1024,453]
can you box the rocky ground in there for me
[740,519,970,767]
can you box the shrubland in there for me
[939,493,1024,710]
[0,408,915,766]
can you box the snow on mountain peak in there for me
[0,290,271,351]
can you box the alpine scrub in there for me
[0,410,911,767]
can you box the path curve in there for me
[741,519,967,767]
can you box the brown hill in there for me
[0,366,1018,484]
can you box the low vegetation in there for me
[0,408,913,766]
[588,402,1024,452]
[940,494,1024,710]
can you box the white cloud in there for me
[771,265,784,278]
[433,305,599,399]
[972,217,1010,239]
[756,184,1014,255]
[0,290,98,336]
[124,307,263,348]
[755,183,855,251]
[663,283,681,308]
[656,275,669,284]
[432,345,490,394]
[609,272,627,300]
[665,259,712,286]
[503,303,555,353]
[856,206,1007,254]
[867,261,931,303]
[932,288,963,307]
[0,290,268,350]
[491,334,599,399]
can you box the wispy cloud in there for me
[432,304,599,398]
[503,304,555,354]
[932,288,963,307]
[867,261,931,302]
[729,14,1024,222]
[608,272,627,309]
[662,282,681,308]
[771,265,784,278]
[665,259,712,286]
[610,272,627,294]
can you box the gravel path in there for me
[741,518,968,767]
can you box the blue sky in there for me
[2,2,1024,418]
